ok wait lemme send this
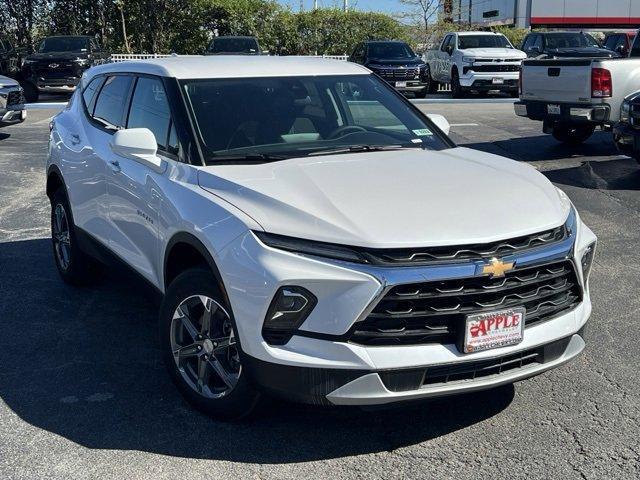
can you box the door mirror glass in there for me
[109,128,166,173]
[427,114,450,136]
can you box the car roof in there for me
[85,55,371,80]
[456,31,505,36]
[364,40,407,44]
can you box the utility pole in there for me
[314,0,318,10]
[343,0,348,12]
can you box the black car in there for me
[20,35,109,102]
[206,36,262,55]
[0,37,22,78]
[521,32,619,59]
[603,31,636,57]
[348,40,429,98]
[613,91,640,163]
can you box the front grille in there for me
[361,224,566,266]
[6,89,24,106]
[35,64,75,79]
[464,64,520,74]
[349,260,581,346]
[376,68,420,80]
[379,335,572,392]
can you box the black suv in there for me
[206,36,262,55]
[21,35,109,102]
[521,31,619,59]
[349,40,428,98]
[0,37,22,78]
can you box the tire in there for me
[414,89,428,99]
[509,90,520,98]
[424,67,439,94]
[159,268,261,419]
[551,125,595,145]
[22,82,39,103]
[451,70,466,99]
[50,187,101,286]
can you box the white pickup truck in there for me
[515,57,640,144]
[424,31,526,98]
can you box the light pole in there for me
[343,0,348,12]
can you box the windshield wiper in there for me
[207,152,290,164]
[307,144,424,157]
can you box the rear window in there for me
[545,33,599,49]
[92,75,133,129]
[208,38,259,54]
[82,76,105,114]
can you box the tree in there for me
[2,0,47,49]
[399,0,441,45]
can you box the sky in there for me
[279,0,405,14]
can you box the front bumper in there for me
[0,86,26,127]
[36,78,80,93]
[216,218,596,406]
[515,100,610,125]
[382,79,428,93]
[460,72,519,90]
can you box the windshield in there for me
[182,74,450,164]
[458,35,512,49]
[208,38,259,54]
[38,37,88,53]
[545,33,600,49]
[368,43,415,59]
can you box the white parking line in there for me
[33,116,54,125]
[449,123,479,127]
[26,102,67,110]
[412,98,516,104]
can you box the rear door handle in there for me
[110,160,121,172]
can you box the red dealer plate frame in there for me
[462,307,525,354]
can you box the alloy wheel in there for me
[170,295,241,399]
[52,203,71,270]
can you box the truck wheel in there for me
[159,268,261,419]
[551,125,595,145]
[451,71,466,98]
[21,82,39,103]
[424,67,439,94]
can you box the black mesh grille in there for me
[349,260,581,346]
[376,68,421,80]
[360,225,566,266]
[6,90,25,106]
[463,64,520,74]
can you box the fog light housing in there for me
[262,286,317,345]
[581,243,596,282]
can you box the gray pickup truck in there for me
[515,47,640,144]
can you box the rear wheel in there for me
[50,188,101,285]
[551,125,595,145]
[159,268,261,419]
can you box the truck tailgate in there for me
[521,59,593,104]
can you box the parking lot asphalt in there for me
[0,101,639,480]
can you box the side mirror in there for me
[109,128,166,173]
[427,114,451,136]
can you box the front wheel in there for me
[159,268,261,419]
[21,82,39,103]
[451,70,466,99]
[551,125,595,145]
[423,67,439,94]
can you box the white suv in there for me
[47,56,596,418]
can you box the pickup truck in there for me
[515,57,640,144]
[424,31,526,98]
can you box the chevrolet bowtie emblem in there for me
[482,258,515,278]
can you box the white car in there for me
[0,75,26,127]
[424,32,526,97]
[47,56,596,418]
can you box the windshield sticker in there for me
[413,129,433,136]
[411,138,423,143]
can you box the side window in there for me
[441,35,450,52]
[534,35,543,50]
[82,76,106,114]
[522,35,533,51]
[92,75,133,129]
[127,76,172,151]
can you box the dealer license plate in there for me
[396,81,407,88]
[492,77,504,85]
[547,104,561,115]
[463,307,525,354]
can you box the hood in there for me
[545,47,618,58]
[0,75,19,87]
[459,48,526,59]
[367,57,423,66]
[25,51,88,62]
[197,148,569,249]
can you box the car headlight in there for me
[621,101,630,123]
[262,286,317,345]
[74,58,89,66]
[580,243,596,281]
[254,231,369,264]
[462,56,475,64]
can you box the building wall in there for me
[452,0,518,26]
[530,0,640,26]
